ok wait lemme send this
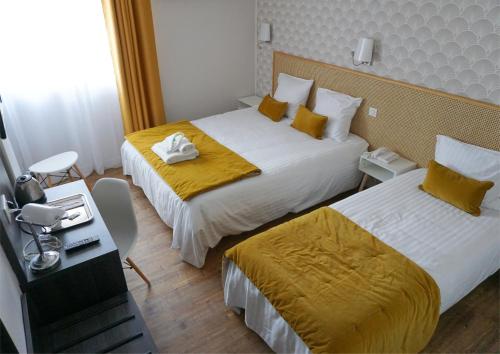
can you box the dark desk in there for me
[24,180,120,286]
[5,180,157,353]
[20,180,127,325]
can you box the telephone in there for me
[366,147,400,164]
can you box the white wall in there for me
[152,0,256,122]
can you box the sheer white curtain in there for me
[0,0,124,176]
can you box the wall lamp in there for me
[352,37,374,66]
[258,23,271,43]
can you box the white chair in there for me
[91,178,151,286]
[29,151,87,188]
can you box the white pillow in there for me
[435,135,500,211]
[313,88,362,142]
[273,73,314,119]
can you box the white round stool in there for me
[29,151,86,188]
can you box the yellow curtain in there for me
[102,0,166,134]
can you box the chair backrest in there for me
[91,178,138,259]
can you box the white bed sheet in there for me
[224,168,500,353]
[122,107,368,267]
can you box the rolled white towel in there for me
[178,138,196,154]
[152,143,199,164]
[163,132,185,153]
[161,133,196,154]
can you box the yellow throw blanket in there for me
[126,121,261,200]
[225,207,440,353]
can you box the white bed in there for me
[223,168,500,353]
[122,107,368,267]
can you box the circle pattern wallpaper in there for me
[256,0,500,104]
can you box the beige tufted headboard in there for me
[272,51,500,167]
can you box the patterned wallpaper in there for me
[256,0,500,105]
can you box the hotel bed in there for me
[223,168,500,353]
[122,106,368,268]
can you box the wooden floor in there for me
[87,169,499,353]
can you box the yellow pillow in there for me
[419,160,494,216]
[258,95,288,122]
[291,105,328,139]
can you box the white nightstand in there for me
[237,95,262,109]
[358,154,417,192]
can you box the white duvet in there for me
[122,107,368,267]
[224,169,500,353]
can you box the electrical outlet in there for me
[368,107,378,118]
[1,195,12,223]
[1,194,16,224]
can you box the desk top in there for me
[21,180,118,286]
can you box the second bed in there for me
[223,168,500,353]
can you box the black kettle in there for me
[14,173,46,208]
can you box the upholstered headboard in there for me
[272,51,500,167]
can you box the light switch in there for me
[368,107,378,118]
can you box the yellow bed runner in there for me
[126,121,261,200]
[225,207,440,353]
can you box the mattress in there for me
[224,168,500,353]
[122,107,368,267]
